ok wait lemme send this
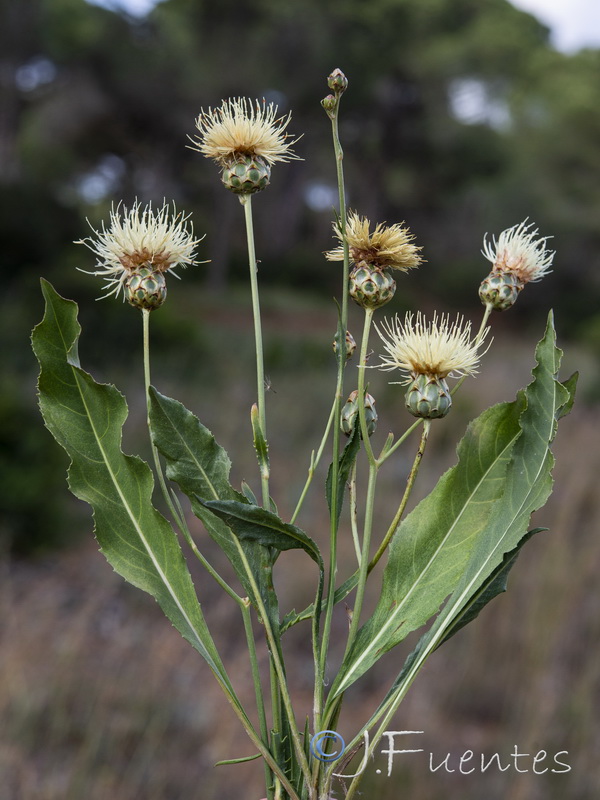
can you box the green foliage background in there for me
[3,0,599,543]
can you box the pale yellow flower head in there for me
[375,312,489,383]
[482,219,554,286]
[76,200,203,299]
[190,97,301,166]
[325,210,423,272]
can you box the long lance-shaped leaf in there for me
[330,394,524,696]
[32,281,230,687]
[148,388,261,598]
[336,313,575,710]
[434,527,546,649]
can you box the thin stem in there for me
[171,491,243,605]
[233,539,314,797]
[290,396,337,525]
[369,421,431,571]
[356,308,377,467]
[343,461,378,658]
[142,309,188,532]
[452,303,493,395]
[377,418,422,465]
[316,91,351,735]
[242,600,274,800]
[240,194,270,509]
[144,312,241,602]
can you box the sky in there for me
[509,0,600,51]
[87,0,600,53]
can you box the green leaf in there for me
[32,281,229,686]
[331,396,523,696]
[148,388,260,598]
[203,500,324,641]
[331,312,574,698]
[347,314,576,717]
[435,527,547,648]
[203,500,323,570]
[326,424,360,529]
[215,753,261,767]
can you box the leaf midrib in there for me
[336,425,521,693]
[51,300,216,667]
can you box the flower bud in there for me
[221,155,271,195]
[321,94,337,116]
[328,68,348,94]
[405,373,452,420]
[349,264,396,309]
[341,390,378,437]
[333,330,357,361]
[478,271,521,311]
[126,266,167,310]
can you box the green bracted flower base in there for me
[405,373,452,419]
[479,271,522,311]
[349,264,396,309]
[221,155,271,194]
[126,266,167,310]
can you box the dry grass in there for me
[6,294,599,800]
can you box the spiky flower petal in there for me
[76,200,203,300]
[375,312,488,383]
[190,97,301,166]
[325,211,423,272]
[482,219,554,286]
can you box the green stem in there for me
[452,303,493,395]
[143,311,241,602]
[290,396,337,525]
[377,418,422,465]
[143,312,298,796]
[343,461,378,657]
[242,599,274,800]
[240,194,270,509]
[316,91,351,735]
[233,539,314,797]
[356,308,377,467]
[170,491,243,605]
[369,420,430,571]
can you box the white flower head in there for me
[375,312,489,383]
[325,210,423,272]
[190,97,301,166]
[482,219,554,285]
[76,200,204,299]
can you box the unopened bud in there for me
[221,154,271,195]
[328,68,348,94]
[479,271,522,311]
[321,94,337,115]
[126,266,167,310]
[333,330,357,361]
[341,390,378,437]
[349,264,396,310]
[405,374,451,420]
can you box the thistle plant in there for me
[32,69,576,800]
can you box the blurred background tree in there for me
[2,0,599,541]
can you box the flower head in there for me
[375,312,488,383]
[482,219,554,286]
[76,200,203,300]
[325,211,422,272]
[190,97,301,166]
